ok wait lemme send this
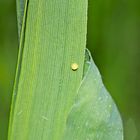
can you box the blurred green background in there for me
[0,0,140,140]
[0,0,18,139]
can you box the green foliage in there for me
[87,0,140,139]
[62,50,123,140]
[1,0,140,139]
[16,0,26,37]
[8,0,123,140]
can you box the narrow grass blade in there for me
[16,0,26,37]
[8,0,29,138]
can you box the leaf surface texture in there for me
[8,0,123,140]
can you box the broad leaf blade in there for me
[8,0,88,140]
[63,50,123,140]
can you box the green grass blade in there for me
[8,0,87,139]
[16,0,26,37]
[8,0,29,138]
